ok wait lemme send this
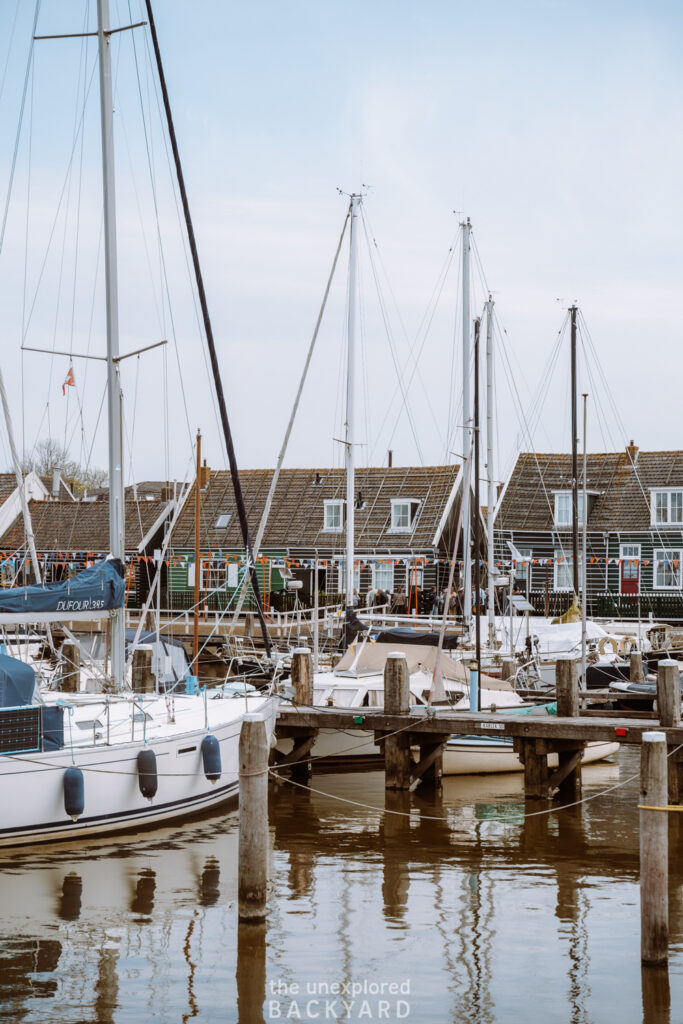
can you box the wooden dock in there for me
[274,651,683,801]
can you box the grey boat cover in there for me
[0,653,39,707]
[0,558,125,618]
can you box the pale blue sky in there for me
[0,0,681,486]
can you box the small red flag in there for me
[62,366,75,395]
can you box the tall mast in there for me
[193,430,201,667]
[97,0,125,690]
[485,297,496,649]
[345,195,360,607]
[570,304,579,598]
[581,393,588,682]
[473,317,481,697]
[461,218,472,623]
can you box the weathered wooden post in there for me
[554,654,582,799]
[656,659,680,728]
[384,652,412,790]
[501,658,516,683]
[291,647,313,706]
[132,648,155,693]
[239,713,269,924]
[61,641,80,693]
[640,730,668,966]
[630,651,644,683]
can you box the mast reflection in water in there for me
[0,748,681,1022]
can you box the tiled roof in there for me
[0,499,170,553]
[497,448,683,531]
[169,465,460,553]
[0,474,17,504]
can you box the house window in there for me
[406,563,423,590]
[554,549,580,591]
[554,492,584,528]
[654,549,683,589]
[374,563,394,592]
[337,560,360,593]
[203,562,240,593]
[621,544,640,581]
[214,513,232,529]
[514,548,533,585]
[324,500,345,532]
[390,499,420,532]
[651,491,683,526]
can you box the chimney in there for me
[52,471,60,499]
[626,440,639,468]
[388,449,393,468]
[200,459,211,488]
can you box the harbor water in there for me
[0,746,680,1023]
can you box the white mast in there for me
[97,0,125,689]
[461,218,472,623]
[581,393,588,684]
[485,296,496,648]
[344,195,360,606]
[0,368,43,587]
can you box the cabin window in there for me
[553,549,580,591]
[654,549,683,589]
[390,499,420,532]
[554,492,584,528]
[651,491,683,526]
[324,500,344,532]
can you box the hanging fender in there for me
[597,636,620,657]
[63,766,85,821]
[201,734,221,783]
[137,748,158,800]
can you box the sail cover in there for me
[0,558,125,623]
[0,653,39,707]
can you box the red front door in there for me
[620,547,640,595]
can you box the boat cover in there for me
[372,627,460,650]
[0,653,39,707]
[0,558,125,618]
[335,641,514,691]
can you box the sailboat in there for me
[0,1,276,845]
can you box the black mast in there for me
[473,317,481,701]
[570,305,579,599]
[144,0,271,655]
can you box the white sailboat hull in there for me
[442,737,619,775]
[0,693,277,847]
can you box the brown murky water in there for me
[0,747,680,1023]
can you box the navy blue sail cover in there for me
[0,558,125,615]
[0,652,37,707]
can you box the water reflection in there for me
[237,922,266,1024]
[198,858,220,908]
[93,943,119,1024]
[380,791,410,921]
[642,966,670,1024]
[130,868,156,919]
[57,872,82,922]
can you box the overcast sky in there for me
[0,0,681,489]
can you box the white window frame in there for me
[323,499,345,533]
[650,489,683,527]
[389,498,420,533]
[373,562,395,592]
[337,559,360,593]
[187,562,203,590]
[214,512,232,529]
[619,544,641,581]
[553,491,585,528]
[405,563,423,590]
[553,549,581,592]
[653,549,683,590]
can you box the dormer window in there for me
[390,498,420,532]
[323,500,344,532]
[651,490,683,526]
[554,491,584,528]
[214,513,232,529]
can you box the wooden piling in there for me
[132,648,155,693]
[640,730,668,966]
[630,651,645,684]
[554,656,582,798]
[656,659,680,728]
[291,647,313,706]
[384,653,411,790]
[61,641,80,693]
[238,714,269,923]
[501,658,516,682]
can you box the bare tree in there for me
[19,439,107,495]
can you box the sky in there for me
[0,0,681,490]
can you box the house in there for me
[0,496,178,607]
[166,465,462,611]
[495,443,683,617]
